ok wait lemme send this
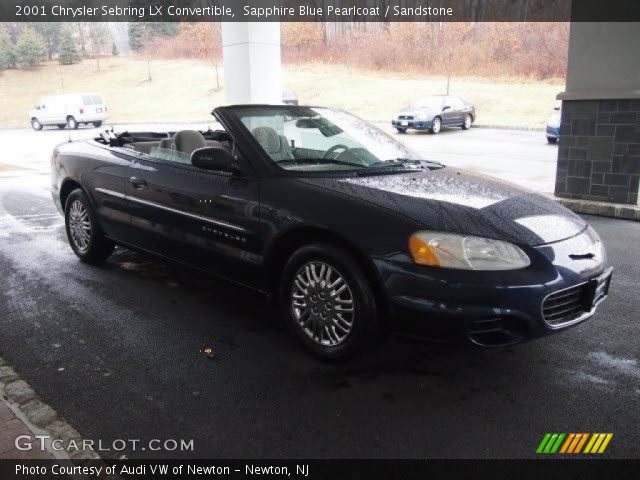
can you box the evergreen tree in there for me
[0,25,16,70]
[127,23,146,51]
[14,27,46,67]
[58,27,80,65]
[128,23,179,52]
[33,23,61,60]
[147,23,179,38]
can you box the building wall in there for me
[555,100,640,204]
[556,22,640,205]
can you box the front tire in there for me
[66,116,78,130]
[396,127,407,133]
[462,114,472,130]
[64,189,114,264]
[430,117,442,134]
[280,244,379,360]
[93,121,103,128]
[31,118,43,131]
[547,137,558,144]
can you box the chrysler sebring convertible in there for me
[51,105,612,360]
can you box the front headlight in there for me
[408,231,531,270]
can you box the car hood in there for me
[296,168,586,246]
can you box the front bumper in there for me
[374,233,611,347]
[392,119,433,130]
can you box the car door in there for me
[37,98,54,124]
[123,149,262,288]
[442,97,460,126]
[78,145,134,242]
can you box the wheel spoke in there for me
[290,260,355,347]
[68,199,91,253]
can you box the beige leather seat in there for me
[159,138,173,150]
[251,126,293,161]
[173,130,207,156]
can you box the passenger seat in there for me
[173,130,207,156]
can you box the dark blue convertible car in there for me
[51,105,611,360]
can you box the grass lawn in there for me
[0,56,564,128]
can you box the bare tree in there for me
[88,24,110,70]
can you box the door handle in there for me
[130,177,147,189]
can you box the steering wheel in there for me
[321,144,350,160]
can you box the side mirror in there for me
[191,147,242,175]
[442,105,451,111]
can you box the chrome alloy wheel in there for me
[290,261,355,347]
[464,115,472,129]
[68,199,91,252]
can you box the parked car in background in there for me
[546,106,561,143]
[29,93,108,130]
[51,104,611,360]
[392,95,475,134]
[282,88,299,105]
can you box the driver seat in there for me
[251,126,293,161]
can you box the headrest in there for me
[251,126,281,155]
[159,138,173,150]
[173,130,207,155]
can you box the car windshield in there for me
[412,96,444,109]
[228,106,436,173]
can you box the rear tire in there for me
[31,118,43,131]
[462,114,472,130]
[66,116,78,130]
[64,189,114,264]
[547,137,558,144]
[92,121,103,128]
[430,117,442,134]
[280,243,379,361]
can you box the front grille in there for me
[398,115,414,120]
[542,284,589,326]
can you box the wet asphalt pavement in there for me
[0,128,638,459]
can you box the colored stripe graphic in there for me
[584,433,613,454]
[537,433,565,454]
[538,433,613,454]
[574,433,589,453]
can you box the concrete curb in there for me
[554,197,640,222]
[472,124,545,132]
[0,357,100,461]
[4,121,546,132]
[370,120,544,131]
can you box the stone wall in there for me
[555,99,640,205]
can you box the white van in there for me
[29,93,108,130]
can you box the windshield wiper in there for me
[369,158,445,170]
[368,159,410,168]
[286,158,366,168]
